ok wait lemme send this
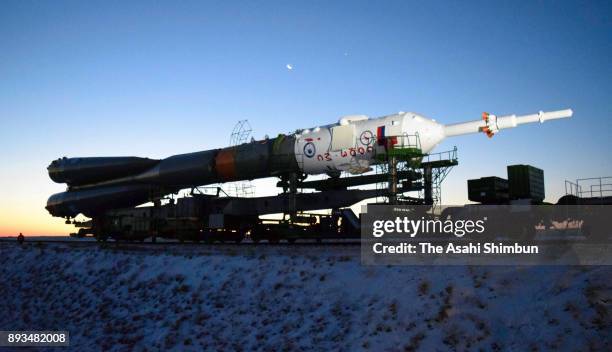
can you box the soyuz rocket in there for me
[46,108,573,218]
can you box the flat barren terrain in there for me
[0,240,609,351]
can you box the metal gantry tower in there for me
[224,120,256,198]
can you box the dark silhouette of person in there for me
[17,232,24,244]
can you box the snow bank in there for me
[0,242,609,351]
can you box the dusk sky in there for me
[1,0,610,235]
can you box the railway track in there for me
[0,237,360,245]
[0,237,362,257]
[1,231,602,256]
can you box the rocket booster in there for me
[46,108,572,218]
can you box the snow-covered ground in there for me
[0,241,609,351]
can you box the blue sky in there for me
[0,0,610,234]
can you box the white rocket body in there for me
[293,109,573,175]
[46,107,572,218]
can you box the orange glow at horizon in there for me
[0,204,74,236]
[0,174,488,237]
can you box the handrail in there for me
[422,146,458,163]
[565,177,612,198]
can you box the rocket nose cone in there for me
[47,164,65,183]
[47,159,58,171]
